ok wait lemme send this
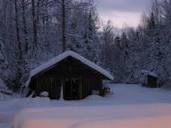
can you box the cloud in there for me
[99,11,141,28]
[95,0,152,28]
[95,0,151,12]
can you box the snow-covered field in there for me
[0,84,171,128]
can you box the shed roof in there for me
[26,51,113,86]
[141,70,158,77]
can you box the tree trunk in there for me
[21,0,28,54]
[14,0,23,90]
[15,0,22,60]
[31,0,38,49]
[61,0,66,52]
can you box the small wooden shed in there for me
[26,51,113,100]
[141,70,159,88]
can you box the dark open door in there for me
[63,79,80,100]
[147,75,158,88]
[49,78,61,99]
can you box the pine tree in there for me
[100,21,114,70]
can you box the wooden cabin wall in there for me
[30,75,61,99]
[81,78,91,99]
[80,77,103,99]
[29,57,106,100]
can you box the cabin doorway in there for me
[147,75,158,88]
[49,78,61,99]
[63,78,80,100]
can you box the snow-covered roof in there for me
[141,70,158,77]
[26,51,113,87]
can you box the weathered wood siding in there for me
[29,56,104,100]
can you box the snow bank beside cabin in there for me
[12,84,171,128]
[13,104,171,128]
[0,84,171,128]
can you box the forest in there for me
[0,0,171,92]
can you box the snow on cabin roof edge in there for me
[26,50,114,87]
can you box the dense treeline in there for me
[0,0,99,91]
[0,0,171,92]
[101,0,171,84]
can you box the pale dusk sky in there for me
[95,0,152,28]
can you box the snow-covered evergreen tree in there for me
[100,21,115,70]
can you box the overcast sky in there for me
[95,0,152,28]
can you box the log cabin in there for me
[26,50,113,100]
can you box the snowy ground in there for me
[0,84,171,128]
